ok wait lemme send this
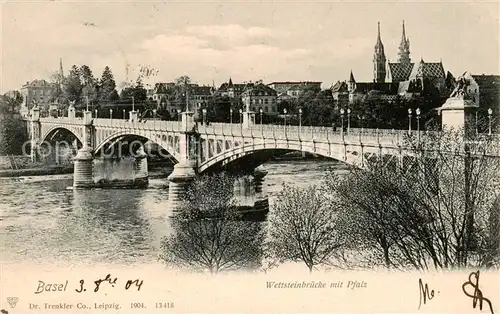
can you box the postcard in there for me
[0,0,499,313]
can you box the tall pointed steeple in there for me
[348,70,356,92]
[59,58,64,79]
[373,22,386,83]
[397,20,411,64]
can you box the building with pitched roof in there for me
[216,78,248,98]
[241,83,278,115]
[20,79,53,108]
[330,81,349,107]
[152,82,214,115]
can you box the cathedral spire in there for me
[376,22,382,47]
[401,20,406,42]
[397,21,411,64]
[373,22,386,83]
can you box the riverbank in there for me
[0,165,74,177]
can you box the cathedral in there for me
[331,21,449,106]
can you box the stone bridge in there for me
[25,97,500,206]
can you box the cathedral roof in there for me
[388,62,414,82]
[409,60,445,79]
[351,82,398,94]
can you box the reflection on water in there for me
[0,159,348,265]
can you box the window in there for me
[265,106,269,112]
[252,99,256,104]
[264,98,269,104]
[259,99,263,104]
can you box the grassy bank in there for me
[0,155,73,177]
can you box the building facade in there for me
[153,82,214,115]
[241,83,278,115]
[20,79,53,108]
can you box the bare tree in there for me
[264,184,346,273]
[328,128,500,270]
[160,173,264,274]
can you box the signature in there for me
[462,271,495,314]
[418,278,437,309]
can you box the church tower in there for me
[373,22,386,83]
[397,20,411,64]
[348,70,356,92]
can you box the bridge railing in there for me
[198,123,408,146]
[93,118,182,131]
[38,115,500,155]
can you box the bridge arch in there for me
[198,141,370,174]
[40,126,84,145]
[93,130,181,162]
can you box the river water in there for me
[0,159,349,266]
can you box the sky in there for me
[1,0,499,93]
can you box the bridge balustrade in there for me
[36,115,500,156]
[93,118,182,132]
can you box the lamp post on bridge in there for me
[230,108,233,124]
[259,108,263,133]
[132,96,135,112]
[95,109,98,119]
[488,108,493,135]
[408,108,413,135]
[85,96,89,112]
[153,109,157,129]
[109,109,113,120]
[340,108,345,136]
[298,108,302,137]
[177,109,181,129]
[475,110,478,135]
[239,109,243,133]
[347,108,351,134]
[202,108,207,125]
[416,108,421,141]
[283,108,287,137]
[123,109,125,120]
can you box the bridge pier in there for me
[253,168,267,194]
[167,162,196,209]
[29,106,41,162]
[73,111,95,188]
[168,111,198,209]
[73,147,94,188]
[134,147,149,188]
